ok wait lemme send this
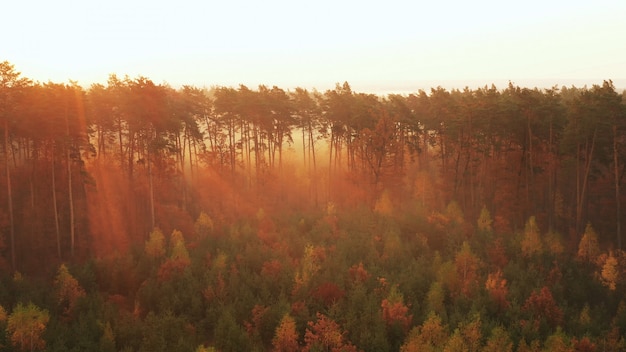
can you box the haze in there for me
[3,0,626,92]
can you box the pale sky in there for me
[3,0,626,93]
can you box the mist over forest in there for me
[1,60,626,351]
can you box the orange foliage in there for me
[493,215,511,235]
[312,282,345,307]
[272,314,299,352]
[600,251,619,290]
[348,262,370,284]
[571,337,596,352]
[245,304,269,337]
[7,303,50,352]
[202,273,226,304]
[485,270,510,310]
[454,242,481,297]
[522,286,563,328]
[381,286,413,332]
[303,313,358,352]
[156,258,189,283]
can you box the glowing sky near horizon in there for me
[3,0,626,92]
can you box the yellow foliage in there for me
[7,302,50,352]
[145,228,166,259]
[54,264,86,316]
[477,205,493,233]
[455,242,481,297]
[400,313,448,352]
[294,244,322,291]
[170,230,190,264]
[443,329,465,352]
[521,216,542,257]
[194,212,214,238]
[601,252,619,290]
[543,328,570,352]
[445,201,464,225]
[212,252,228,272]
[483,326,513,352]
[577,223,600,262]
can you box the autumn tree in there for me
[157,229,191,282]
[303,313,358,352]
[485,270,509,311]
[7,302,50,352]
[577,223,600,263]
[454,241,481,297]
[54,263,86,318]
[522,216,543,257]
[272,314,299,352]
[482,326,513,352]
[476,205,493,234]
[400,312,448,352]
[600,251,619,290]
[442,315,482,352]
[194,212,214,239]
[381,285,413,332]
[145,227,166,260]
[522,286,563,332]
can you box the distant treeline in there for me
[1,60,625,268]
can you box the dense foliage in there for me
[0,60,625,350]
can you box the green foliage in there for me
[139,311,197,352]
[214,310,253,352]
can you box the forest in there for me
[0,60,625,351]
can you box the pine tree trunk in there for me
[614,125,621,249]
[4,120,15,269]
[66,127,75,258]
[52,144,61,259]
[577,128,597,236]
[148,142,155,231]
